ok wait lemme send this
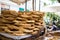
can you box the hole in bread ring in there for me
[41,22,43,24]
[9,28,19,31]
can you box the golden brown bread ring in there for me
[2,14,17,17]
[26,17,33,20]
[34,22,44,26]
[32,11,44,16]
[32,15,40,18]
[14,22,22,26]
[1,10,18,16]
[11,31,28,36]
[32,31,38,35]
[16,17,27,21]
[20,15,31,18]
[49,36,58,40]
[22,29,33,33]
[33,28,40,31]
[26,20,35,23]
[0,18,14,23]
[0,23,6,26]
[24,27,35,30]
[1,10,10,15]
[18,24,31,27]
[0,27,8,32]
[24,12,32,15]
[2,17,15,21]
[12,33,26,36]
[14,22,26,26]
[35,26,43,29]
[4,27,13,33]
[34,22,40,26]
[4,28,20,34]
[9,10,18,16]
[18,11,23,15]
[6,25,19,30]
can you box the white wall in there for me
[10,5,19,12]
[0,0,19,12]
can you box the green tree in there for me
[50,0,56,4]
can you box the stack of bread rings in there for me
[0,10,45,36]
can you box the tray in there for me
[0,32,32,40]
